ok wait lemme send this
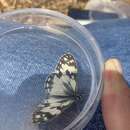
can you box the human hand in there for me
[101,59,130,130]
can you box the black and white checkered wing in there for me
[56,53,77,74]
[55,53,78,93]
[32,53,78,124]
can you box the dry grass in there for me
[0,0,88,14]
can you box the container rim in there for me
[0,8,104,130]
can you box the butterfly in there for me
[32,53,80,124]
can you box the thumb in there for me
[101,59,130,130]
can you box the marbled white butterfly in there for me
[32,53,80,124]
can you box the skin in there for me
[101,59,130,130]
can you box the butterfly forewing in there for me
[32,53,78,124]
[56,53,78,93]
[56,53,77,74]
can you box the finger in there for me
[101,59,130,130]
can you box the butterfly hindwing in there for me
[32,53,78,124]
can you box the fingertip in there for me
[103,58,124,95]
[105,58,123,74]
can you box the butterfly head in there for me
[72,91,81,101]
[77,95,82,100]
[74,94,82,101]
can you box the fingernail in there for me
[105,59,123,74]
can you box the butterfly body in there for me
[32,53,79,124]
